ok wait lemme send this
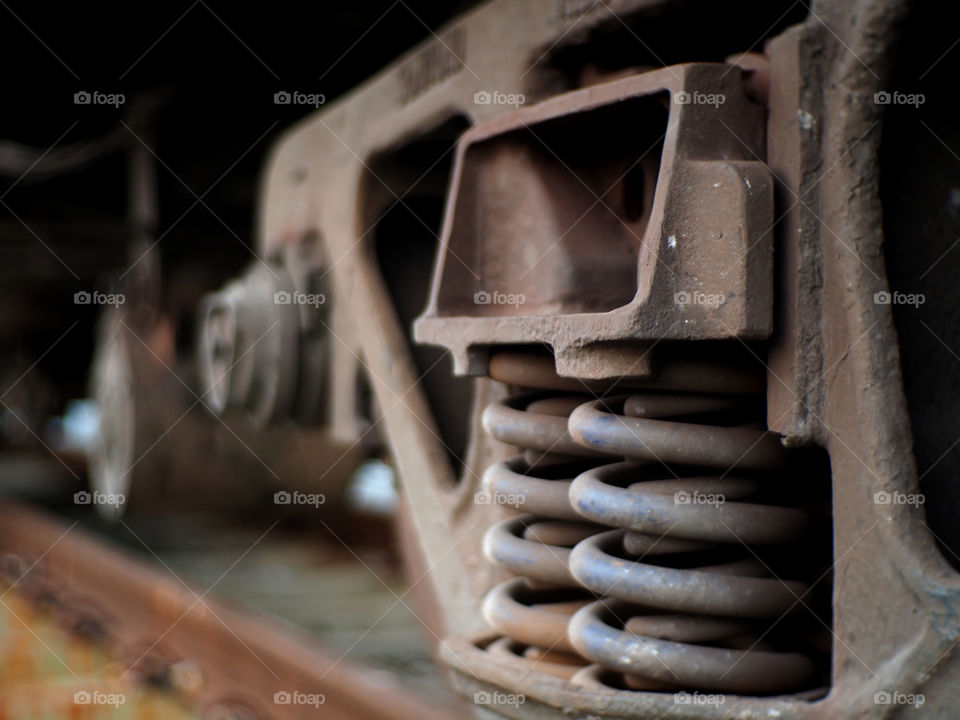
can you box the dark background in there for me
[5,0,960,566]
[0,0,809,415]
[0,0,478,405]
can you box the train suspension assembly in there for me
[476,350,831,697]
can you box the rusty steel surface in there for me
[482,395,607,459]
[567,600,815,695]
[0,500,459,720]
[459,352,831,706]
[8,0,960,719]
[480,578,587,655]
[414,62,773,380]
[568,531,806,619]
[483,455,584,520]
[568,462,808,544]
[227,0,958,717]
[567,396,787,469]
[257,0,687,646]
[0,593,201,720]
[487,352,766,395]
[760,1,960,717]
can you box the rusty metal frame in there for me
[254,0,960,717]
[414,62,773,379]
[258,0,680,641]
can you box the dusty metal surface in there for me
[217,0,960,717]
[0,500,460,720]
[257,0,694,643]
[20,1,960,719]
[457,351,831,708]
[760,1,960,717]
[414,63,773,379]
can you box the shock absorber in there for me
[477,350,828,696]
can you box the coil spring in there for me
[479,392,604,677]
[478,352,826,696]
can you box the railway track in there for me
[0,499,462,720]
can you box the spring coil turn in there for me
[478,352,825,696]
[479,392,604,678]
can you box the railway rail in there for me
[0,500,460,720]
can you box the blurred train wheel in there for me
[86,306,364,520]
[88,308,158,519]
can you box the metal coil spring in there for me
[479,387,607,676]
[479,352,824,696]
[564,393,819,694]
